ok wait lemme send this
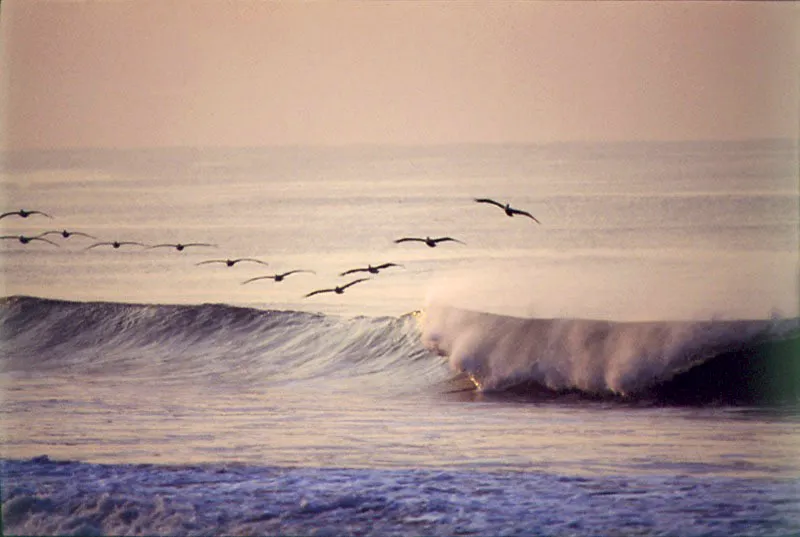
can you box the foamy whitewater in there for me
[2,141,799,536]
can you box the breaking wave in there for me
[3,296,798,405]
[421,303,800,405]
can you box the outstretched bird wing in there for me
[434,237,465,245]
[30,237,60,246]
[394,237,424,244]
[508,208,541,224]
[241,275,275,284]
[340,267,367,276]
[281,269,315,277]
[375,262,402,270]
[304,288,334,298]
[341,278,369,290]
[474,198,505,209]
[235,258,269,265]
[183,243,218,248]
[147,244,177,249]
[196,259,226,265]
[29,210,53,218]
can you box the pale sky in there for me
[1,0,798,149]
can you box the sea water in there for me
[1,141,799,536]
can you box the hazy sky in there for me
[1,1,798,149]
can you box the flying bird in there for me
[474,198,541,223]
[197,258,269,267]
[1,235,59,246]
[304,278,369,298]
[394,236,465,247]
[39,229,98,240]
[241,270,315,284]
[147,243,217,251]
[0,209,53,220]
[86,241,147,250]
[339,263,403,276]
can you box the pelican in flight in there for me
[340,263,403,276]
[474,198,540,223]
[1,235,59,246]
[39,229,98,240]
[0,209,53,220]
[304,278,369,298]
[86,240,147,250]
[148,243,217,251]
[197,258,269,267]
[242,270,315,284]
[394,236,465,247]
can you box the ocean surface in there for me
[1,140,799,536]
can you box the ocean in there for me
[1,140,799,536]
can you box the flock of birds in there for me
[1,198,541,300]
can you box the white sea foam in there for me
[4,458,799,537]
[420,296,798,394]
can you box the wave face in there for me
[421,304,800,405]
[4,296,799,405]
[0,296,448,392]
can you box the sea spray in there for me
[420,301,799,397]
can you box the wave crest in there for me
[421,303,800,403]
[0,296,446,391]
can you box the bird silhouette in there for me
[394,236,465,247]
[1,235,59,246]
[474,198,540,223]
[39,229,98,240]
[304,278,369,298]
[0,209,53,220]
[86,241,147,250]
[197,258,269,267]
[147,243,217,251]
[340,263,403,276]
[241,270,315,284]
